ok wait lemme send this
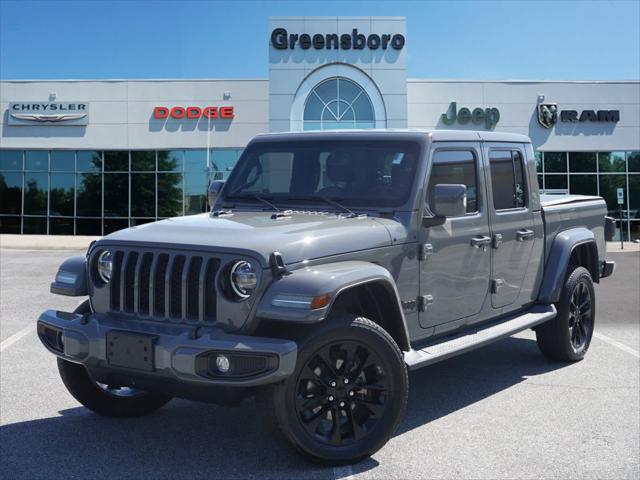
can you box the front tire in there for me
[265,316,408,464]
[536,266,595,362]
[57,300,172,417]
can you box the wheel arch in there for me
[255,261,411,352]
[538,227,599,305]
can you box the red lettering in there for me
[170,107,186,119]
[203,106,218,119]
[153,106,169,119]
[220,106,235,119]
[186,106,202,119]
[156,105,233,121]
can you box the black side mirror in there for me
[208,180,225,210]
[431,184,467,218]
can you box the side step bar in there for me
[404,304,557,370]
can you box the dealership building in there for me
[1,17,639,238]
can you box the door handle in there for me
[470,235,492,249]
[516,229,535,241]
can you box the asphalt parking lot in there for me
[1,249,638,479]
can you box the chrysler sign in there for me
[8,102,89,126]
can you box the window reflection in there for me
[0,172,22,214]
[628,151,640,172]
[598,152,626,172]
[50,173,75,216]
[0,150,23,170]
[104,173,129,217]
[157,173,183,217]
[104,151,129,172]
[23,216,47,234]
[0,216,21,233]
[131,151,156,171]
[185,150,207,172]
[49,217,74,235]
[158,151,183,172]
[543,152,567,173]
[23,172,48,215]
[77,151,102,172]
[569,152,596,172]
[131,173,155,217]
[25,151,48,171]
[184,172,207,214]
[569,175,597,196]
[51,151,75,172]
[77,173,102,216]
[599,175,626,217]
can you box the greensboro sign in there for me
[271,28,405,50]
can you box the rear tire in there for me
[57,300,172,418]
[263,316,408,465]
[536,266,595,362]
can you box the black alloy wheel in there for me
[568,279,593,352]
[536,266,596,362]
[295,340,389,446]
[263,316,408,464]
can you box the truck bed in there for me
[540,193,607,265]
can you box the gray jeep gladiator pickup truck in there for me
[38,130,615,464]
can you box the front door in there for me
[418,143,491,329]
[485,146,536,309]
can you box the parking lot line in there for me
[0,325,33,352]
[593,331,640,358]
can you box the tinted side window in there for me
[489,150,527,210]
[427,150,478,214]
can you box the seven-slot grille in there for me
[107,250,220,324]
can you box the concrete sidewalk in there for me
[1,233,638,252]
[0,234,100,250]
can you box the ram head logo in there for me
[537,103,558,129]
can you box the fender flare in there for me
[256,260,410,349]
[538,228,598,304]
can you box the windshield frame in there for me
[219,135,426,213]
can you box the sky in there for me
[1,0,639,81]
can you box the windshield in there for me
[223,140,420,208]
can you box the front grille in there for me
[107,249,220,324]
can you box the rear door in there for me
[485,145,536,309]
[418,142,491,329]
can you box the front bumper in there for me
[37,309,297,388]
[600,260,615,279]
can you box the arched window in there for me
[303,77,375,130]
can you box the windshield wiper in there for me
[283,195,358,218]
[225,193,280,212]
[318,196,357,218]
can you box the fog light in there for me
[216,354,230,373]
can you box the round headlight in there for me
[97,250,113,284]
[229,261,257,299]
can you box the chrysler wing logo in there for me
[10,113,88,123]
[8,102,89,126]
[537,102,558,129]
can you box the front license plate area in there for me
[106,331,155,372]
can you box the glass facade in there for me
[0,149,242,235]
[1,147,638,240]
[537,151,640,241]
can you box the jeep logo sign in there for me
[8,102,89,126]
[271,28,405,50]
[440,102,500,129]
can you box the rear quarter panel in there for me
[541,197,607,265]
